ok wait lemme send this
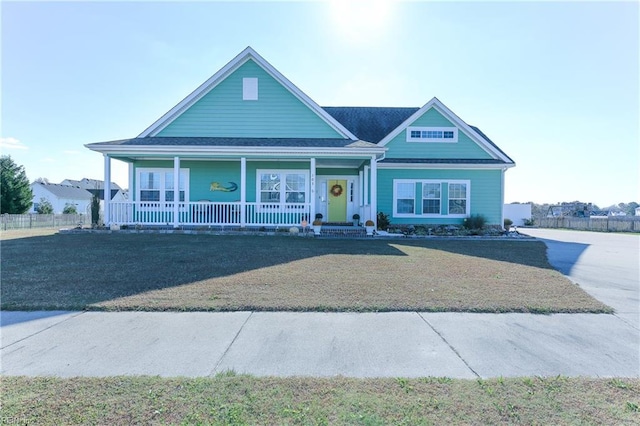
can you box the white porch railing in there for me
[108,201,312,227]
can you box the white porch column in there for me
[104,154,111,226]
[173,156,180,228]
[363,165,370,206]
[240,157,246,227]
[310,158,316,224]
[128,162,134,197]
[370,155,378,228]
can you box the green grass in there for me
[0,232,611,313]
[1,375,638,425]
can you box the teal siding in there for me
[157,60,343,138]
[377,168,503,225]
[385,108,493,159]
[316,168,359,176]
[133,160,316,203]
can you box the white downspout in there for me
[104,154,111,226]
[370,155,378,228]
[310,158,316,225]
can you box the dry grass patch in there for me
[2,375,638,425]
[0,233,610,313]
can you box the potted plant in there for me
[312,213,323,235]
[365,219,375,236]
[352,213,360,226]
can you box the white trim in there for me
[309,158,316,221]
[86,144,385,159]
[370,155,377,226]
[378,97,513,164]
[255,169,310,212]
[406,126,458,143]
[240,157,247,227]
[135,167,190,205]
[138,47,357,140]
[377,162,514,170]
[392,179,470,219]
[104,154,111,225]
[173,157,180,228]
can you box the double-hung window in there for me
[448,183,468,215]
[422,183,441,214]
[395,182,415,214]
[258,170,308,210]
[137,168,189,205]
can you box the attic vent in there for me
[243,78,258,100]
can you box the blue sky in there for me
[2,0,638,207]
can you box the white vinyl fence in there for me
[1,214,89,230]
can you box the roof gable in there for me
[378,98,514,164]
[140,47,356,140]
[31,183,93,199]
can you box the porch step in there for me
[318,226,368,238]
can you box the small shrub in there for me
[504,218,513,229]
[377,211,390,230]
[62,203,77,214]
[523,218,535,226]
[36,197,53,214]
[463,214,487,230]
[365,219,374,226]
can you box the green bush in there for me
[63,203,78,214]
[463,214,487,230]
[504,218,513,229]
[377,211,390,230]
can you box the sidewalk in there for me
[1,310,638,378]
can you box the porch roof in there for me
[87,136,379,149]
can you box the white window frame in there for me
[406,126,458,143]
[422,182,442,215]
[136,167,190,206]
[243,77,258,100]
[256,169,309,212]
[393,179,470,218]
[447,182,470,217]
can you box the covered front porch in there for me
[94,141,384,228]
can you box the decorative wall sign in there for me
[209,182,238,192]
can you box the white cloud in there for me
[0,137,28,150]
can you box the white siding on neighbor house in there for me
[30,184,93,214]
[503,203,532,226]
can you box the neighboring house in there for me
[503,203,532,226]
[60,178,125,202]
[30,182,93,214]
[86,47,515,228]
[636,207,640,216]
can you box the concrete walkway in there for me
[2,229,638,378]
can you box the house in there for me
[30,182,93,214]
[86,47,515,229]
[60,178,127,202]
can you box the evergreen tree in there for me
[36,197,53,214]
[0,155,33,214]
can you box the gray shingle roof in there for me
[64,178,122,190]
[33,183,93,199]
[88,137,375,148]
[323,107,419,143]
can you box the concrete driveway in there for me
[2,229,638,378]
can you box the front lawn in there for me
[2,375,638,425]
[0,233,610,313]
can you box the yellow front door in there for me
[327,179,347,222]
